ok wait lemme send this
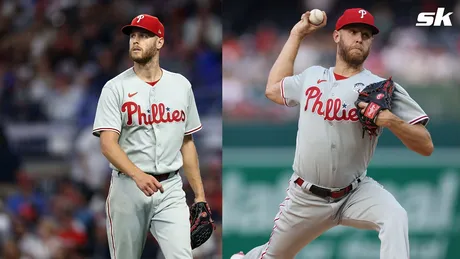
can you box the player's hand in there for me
[357,102,395,128]
[290,11,327,39]
[133,173,164,196]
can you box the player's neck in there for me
[133,57,162,82]
[334,57,364,78]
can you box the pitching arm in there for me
[265,34,304,105]
[361,83,433,156]
[386,118,433,156]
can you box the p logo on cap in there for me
[121,14,164,38]
[335,8,379,35]
[136,15,145,23]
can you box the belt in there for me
[294,177,361,201]
[118,170,179,182]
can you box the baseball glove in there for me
[354,77,395,138]
[190,201,215,249]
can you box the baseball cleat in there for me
[230,251,245,259]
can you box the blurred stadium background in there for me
[223,0,460,259]
[0,0,221,258]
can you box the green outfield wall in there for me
[223,148,460,259]
[222,122,460,148]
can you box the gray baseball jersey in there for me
[281,66,429,188]
[92,67,202,174]
[93,67,201,259]
[240,66,427,259]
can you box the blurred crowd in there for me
[0,0,222,258]
[223,0,460,122]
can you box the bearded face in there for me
[128,29,161,64]
[336,25,373,68]
[338,37,369,67]
[129,42,157,64]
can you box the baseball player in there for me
[231,8,434,259]
[92,14,211,259]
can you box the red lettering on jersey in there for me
[121,101,186,126]
[348,108,359,121]
[138,105,147,125]
[122,102,138,126]
[304,86,359,122]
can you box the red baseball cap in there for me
[121,14,164,38]
[335,8,379,35]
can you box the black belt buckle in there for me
[296,176,362,202]
[310,184,352,201]
[118,170,178,181]
[309,185,330,198]
[154,170,179,182]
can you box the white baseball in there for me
[309,9,324,25]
